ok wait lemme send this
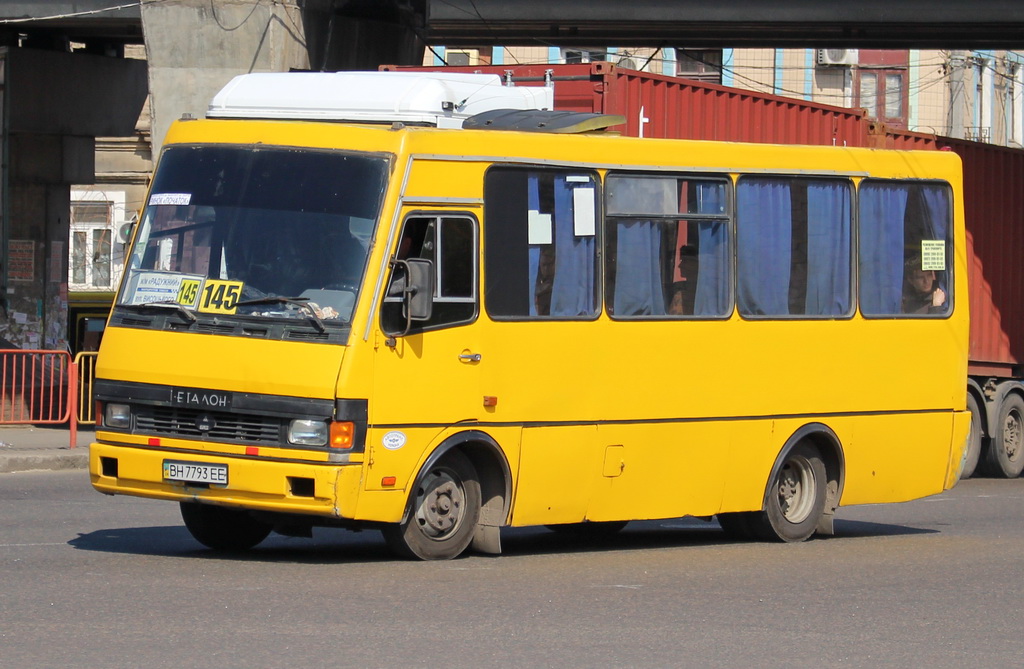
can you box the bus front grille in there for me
[134,406,283,444]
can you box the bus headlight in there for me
[104,403,132,429]
[288,419,328,446]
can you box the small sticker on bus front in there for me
[382,431,406,450]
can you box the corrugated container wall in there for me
[385,62,869,146]
[386,62,1024,378]
[938,138,1024,377]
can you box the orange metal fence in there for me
[0,349,78,448]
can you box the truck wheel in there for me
[179,502,272,551]
[983,394,1024,478]
[747,443,827,542]
[960,393,983,479]
[383,450,481,560]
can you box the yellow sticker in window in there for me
[197,280,242,314]
[176,278,201,308]
[921,240,945,271]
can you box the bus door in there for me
[370,212,483,489]
[477,167,606,526]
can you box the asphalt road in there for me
[2,472,1022,669]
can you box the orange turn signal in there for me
[329,421,355,449]
[381,476,397,487]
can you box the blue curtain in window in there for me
[737,180,792,315]
[805,182,851,315]
[920,185,951,295]
[693,183,729,316]
[527,174,541,316]
[613,220,666,316]
[550,176,596,316]
[860,184,908,315]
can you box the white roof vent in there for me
[207,71,554,128]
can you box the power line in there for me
[0,2,148,24]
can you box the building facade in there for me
[424,46,1024,148]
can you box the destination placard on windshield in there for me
[169,387,232,410]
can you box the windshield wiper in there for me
[124,301,197,323]
[235,297,327,333]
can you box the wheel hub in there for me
[777,456,815,524]
[414,470,466,539]
[1003,412,1022,461]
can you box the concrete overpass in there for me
[3,1,1023,50]
[424,0,1024,48]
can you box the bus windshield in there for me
[119,145,389,324]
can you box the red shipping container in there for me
[384,62,870,147]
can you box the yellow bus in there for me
[89,72,970,560]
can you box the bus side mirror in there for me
[389,258,434,338]
[404,258,434,322]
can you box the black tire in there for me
[716,512,759,541]
[382,450,481,560]
[960,393,984,479]
[545,520,629,538]
[179,502,272,551]
[982,394,1024,478]
[747,443,827,542]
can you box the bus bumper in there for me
[89,441,364,519]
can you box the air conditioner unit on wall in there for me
[816,49,858,66]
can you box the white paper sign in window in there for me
[573,186,596,237]
[528,209,552,245]
[920,240,945,271]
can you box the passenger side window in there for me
[484,168,599,319]
[859,181,952,317]
[605,174,730,318]
[736,176,852,317]
[381,214,477,333]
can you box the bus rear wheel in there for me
[960,393,984,480]
[749,443,827,542]
[383,450,481,560]
[179,502,272,551]
[983,394,1024,478]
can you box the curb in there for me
[0,448,89,474]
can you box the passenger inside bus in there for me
[902,256,947,314]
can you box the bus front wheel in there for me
[750,443,827,542]
[179,502,272,551]
[383,450,481,560]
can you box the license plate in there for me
[163,460,228,485]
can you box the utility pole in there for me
[949,51,966,138]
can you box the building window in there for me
[856,69,907,127]
[70,200,114,290]
[676,49,722,84]
[446,49,479,66]
[562,49,608,64]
